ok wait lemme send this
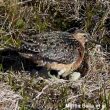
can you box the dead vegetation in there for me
[0,0,110,110]
[0,82,22,110]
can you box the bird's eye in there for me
[84,35,87,38]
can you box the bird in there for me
[18,31,88,79]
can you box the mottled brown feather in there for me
[19,31,88,77]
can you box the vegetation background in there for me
[0,0,110,110]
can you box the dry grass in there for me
[0,82,22,110]
[0,45,109,110]
[0,0,110,110]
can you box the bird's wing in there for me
[20,31,81,64]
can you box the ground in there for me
[0,0,110,110]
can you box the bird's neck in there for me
[72,46,85,70]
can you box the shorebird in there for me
[18,31,88,79]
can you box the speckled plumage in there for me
[18,31,88,78]
[20,31,81,64]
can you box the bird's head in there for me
[73,32,89,47]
